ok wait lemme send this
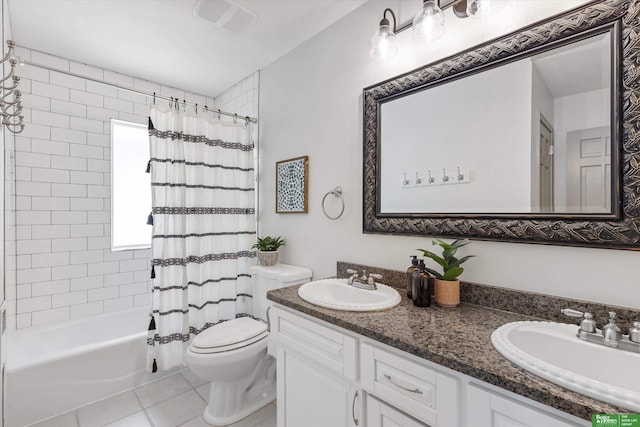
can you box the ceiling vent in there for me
[193,0,258,33]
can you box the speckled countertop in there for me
[267,284,627,421]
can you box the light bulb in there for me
[412,0,445,42]
[466,0,508,17]
[370,22,399,60]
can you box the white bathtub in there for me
[5,307,174,426]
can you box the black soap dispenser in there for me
[411,259,424,301]
[412,260,432,308]
[406,255,419,299]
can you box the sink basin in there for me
[297,278,401,312]
[492,321,640,411]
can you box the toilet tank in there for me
[250,264,312,322]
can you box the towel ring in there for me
[322,186,345,220]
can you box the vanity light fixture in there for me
[370,8,399,60]
[370,0,508,59]
[412,0,446,42]
[465,0,508,18]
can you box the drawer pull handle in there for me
[384,374,423,394]
[352,390,359,425]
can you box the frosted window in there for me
[111,120,151,251]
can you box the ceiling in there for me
[8,0,367,97]
[532,33,609,99]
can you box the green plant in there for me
[252,236,285,252]
[417,239,474,281]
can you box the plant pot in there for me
[434,279,460,307]
[257,250,279,266]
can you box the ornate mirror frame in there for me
[363,0,640,250]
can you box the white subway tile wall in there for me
[214,71,259,124]
[8,47,259,329]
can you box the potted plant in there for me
[252,236,286,266]
[417,238,474,307]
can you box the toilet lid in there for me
[191,317,268,354]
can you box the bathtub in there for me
[5,307,175,426]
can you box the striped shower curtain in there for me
[146,105,256,372]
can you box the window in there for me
[111,120,151,251]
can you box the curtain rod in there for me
[18,58,257,124]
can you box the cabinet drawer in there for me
[270,307,357,381]
[366,395,430,427]
[361,343,458,426]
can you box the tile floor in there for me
[30,369,277,427]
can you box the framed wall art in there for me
[276,156,308,213]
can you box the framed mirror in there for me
[363,0,640,249]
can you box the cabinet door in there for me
[277,344,360,427]
[467,385,588,427]
[367,395,431,427]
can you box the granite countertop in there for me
[267,284,626,421]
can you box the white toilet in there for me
[184,264,312,426]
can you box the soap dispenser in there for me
[411,259,423,301]
[412,260,432,308]
[406,255,419,299]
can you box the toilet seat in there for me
[190,317,268,354]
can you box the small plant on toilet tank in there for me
[417,239,474,307]
[252,236,285,266]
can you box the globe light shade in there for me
[370,23,399,60]
[412,0,445,42]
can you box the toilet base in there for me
[203,388,275,426]
[201,354,276,426]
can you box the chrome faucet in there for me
[561,308,596,333]
[561,308,639,353]
[602,312,622,346]
[345,269,382,291]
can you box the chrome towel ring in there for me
[322,186,345,220]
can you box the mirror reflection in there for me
[379,31,612,214]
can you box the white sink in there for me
[492,321,640,411]
[297,278,401,312]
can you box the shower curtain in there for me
[146,105,256,372]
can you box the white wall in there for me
[259,0,640,309]
[380,59,532,213]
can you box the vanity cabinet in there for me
[269,305,590,427]
[269,307,361,427]
[466,385,586,427]
[276,346,361,427]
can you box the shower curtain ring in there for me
[245,116,250,126]
[183,99,186,112]
[195,103,198,114]
[153,92,156,105]
[217,109,221,120]
[233,113,238,123]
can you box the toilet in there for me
[184,263,312,426]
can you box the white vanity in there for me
[268,302,594,427]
